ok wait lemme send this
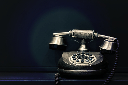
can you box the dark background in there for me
[0,0,127,72]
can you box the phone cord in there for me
[102,39,119,85]
[55,40,119,85]
[55,73,60,85]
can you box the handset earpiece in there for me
[49,35,67,50]
[100,38,118,54]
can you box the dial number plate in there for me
[69,52,97,65]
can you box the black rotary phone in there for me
[49,29,119,85]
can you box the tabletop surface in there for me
[0,72,127,85]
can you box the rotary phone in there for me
[49,29,119,85]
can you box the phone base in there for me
[58,68,107,78]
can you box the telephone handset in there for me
[49,29,119,85]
